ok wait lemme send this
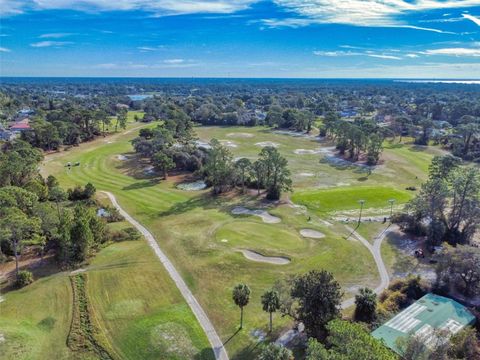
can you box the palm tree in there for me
[232,283,251,329]
[261,290,280,332]
[354,287,377,323]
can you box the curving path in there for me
[341,224,397,309]
[101,191,229,360]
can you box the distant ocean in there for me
[395,79,480,85]
[1,77,479,86]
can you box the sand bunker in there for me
[0,296,4,303]
[117,154,129,161]
[255,141,280,148]
[239,250,290,265]
[273,130,317,139]
[294,148,322,155]
[300,229,325,239]
[177,180,207,191]
[231,207,281,223]
[219,140,238,148]
[0,333,4,343]
[298,172,314,177]
[195,140,212,149]
[227,132,254,138]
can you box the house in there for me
[9,122,31,132]
[372,293,476,355]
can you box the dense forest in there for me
[1,79,479,162]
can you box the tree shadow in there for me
[122,179,159,191]
[194,347,216,360]
[223,328,241,346]
[231,340,263,360]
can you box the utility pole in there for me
[358,199,365,225]
[388,199,396,218]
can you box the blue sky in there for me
[1,0,480,78]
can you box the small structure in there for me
[372,293,476,354]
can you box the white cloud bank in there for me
[1,0,258,16]
[271,0,480,27]
[30,40,73,47]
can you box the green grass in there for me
[40,124,387,358]
[0,273,75,359]
[86,239,214,360]
[291,186,413,214]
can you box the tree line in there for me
[0,140,137,287]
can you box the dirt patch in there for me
[194,140,212,149]
[273,130,317,139]
[116,154,129,161]
[300,229,325,239]
[231,207,281,223]
[219,140,238,148]
[255,141,280,148]
[150,322,198,359]
[293,149,322,155]
[227,132,254,138]
[239,250,290,265]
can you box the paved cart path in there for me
[102,191,229,360]
[341,224,396,309]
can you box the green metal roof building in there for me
[372,293,476,354]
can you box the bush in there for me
[16,270,34,288]
[110,227,141,242]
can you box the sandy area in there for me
[117,154,129,161]
[300,229,325,239]
[293,149,323,155]
[219,140,238,148]
[231,207,281,223]
[255,141,280,148]
[226,132,254,138]
[239,250,290,265]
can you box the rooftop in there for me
[372,293,476,354]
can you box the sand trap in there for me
[231,207,281,223]
[219,140,238,148]
[294,149,322,155]
[177,180,207,191]
[227,132,254,138]
[239,250,290,265]
[298,172,314,177]
[0,296,4,303]
[0,333,4,343]
[195,140,212,149]
[221,239,228,243]
[255,141,280,148]
[273,130,316,139]
[300,229,325,239]
[117,154,129,161]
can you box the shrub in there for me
[110,227,141,242]
[16,270,34,288]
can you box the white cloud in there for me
[268,0,480,29]
[463,14,480,26]
[2,0,257,16]
[30,41,73,47]
[163,58,185,64]
[313,50,361,56]
[314,50,402,59]
[406,53,419,58]
[423,47,480,56]
[39,32,73,38]
[0,47,11,52]
[137,45,165,52]
[367,54,402,60]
